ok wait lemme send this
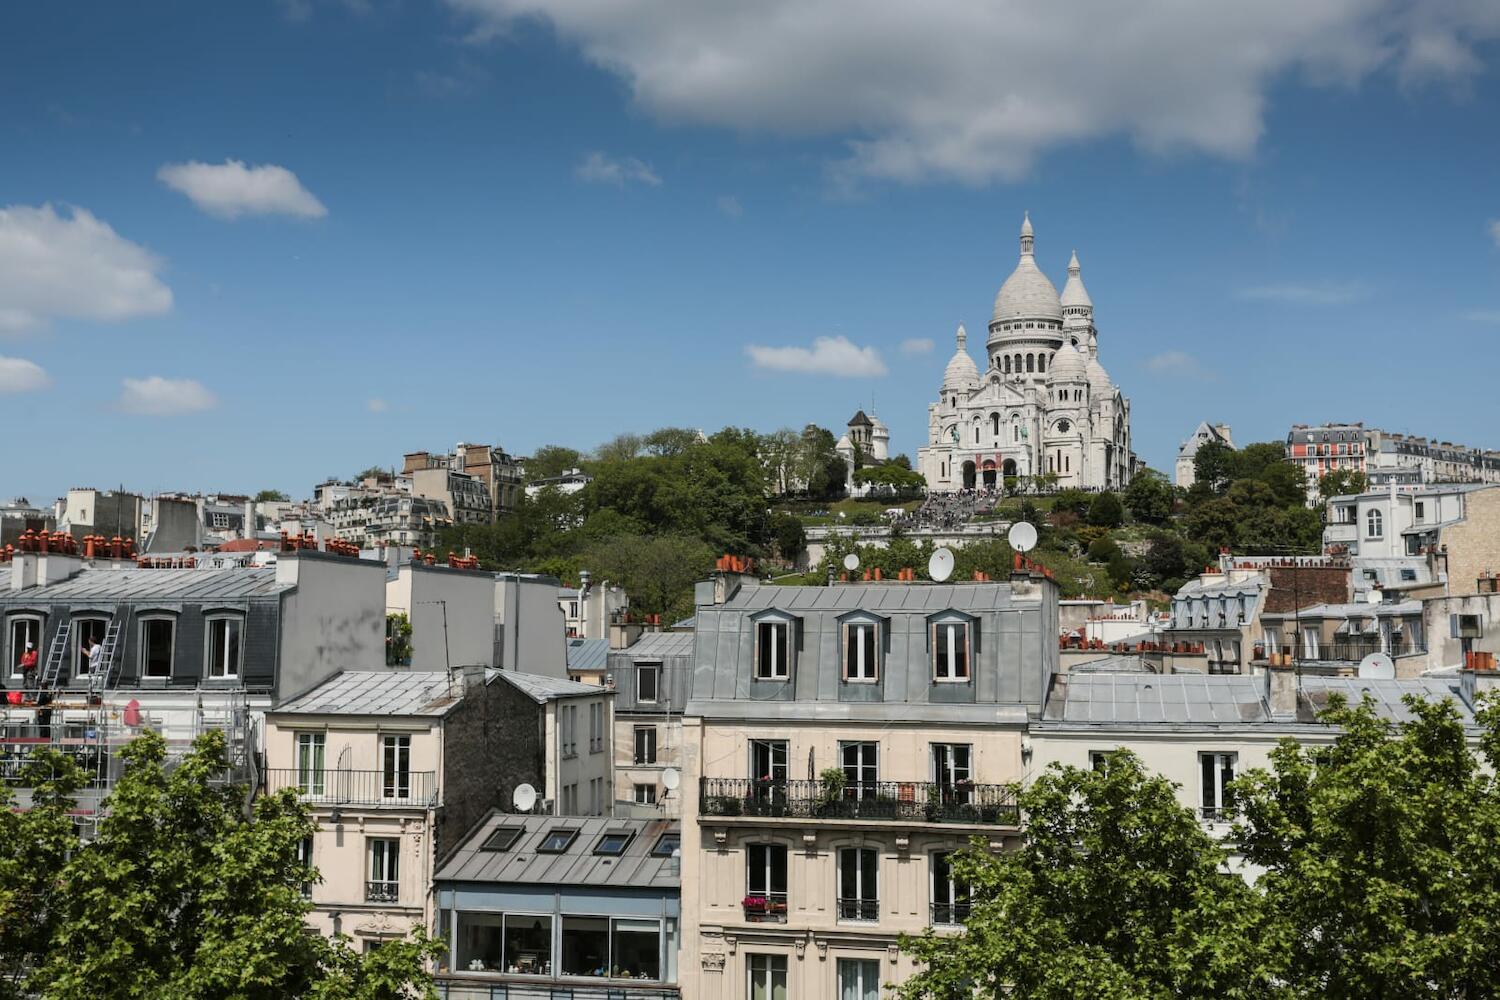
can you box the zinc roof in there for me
[1042,673,1271,725]
[565,638,609,673]
[1299,677,1474,724]
[436,812,680,891]
[617,631,695,659]
[717,582,1018,614]
[497,670,605,703]
[273,670,462,717]
[6,566,287,602]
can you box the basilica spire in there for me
[1019,211,1034,256]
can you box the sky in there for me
[2,1,1499,502]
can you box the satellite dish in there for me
[1365,589,1383,604]
[661,767,681,791]
[842,553,861,571]
[928,547,955,583]
[1007,521,1038,553]
[1357,652,1395,679]
[512,783,537,813]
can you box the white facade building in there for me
[918,215,1133,492]
[1176,422,1234,488]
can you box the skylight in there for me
[650,833,680,858]
[594,831,634,856]
[537,828,579,853]
[480,825,524,852]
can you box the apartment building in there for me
[403,443,522,522]
[499,671,616,818]
[679,574,1056,998]
[1323,485,1500,591]
[53,487,144,543]
[608,630,693,816]
[1287,423,1500,502]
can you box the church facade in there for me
[917,215,1134,492]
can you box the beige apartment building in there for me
[678,572,1058,999]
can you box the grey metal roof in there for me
[436,812,680,891]
[1299,677,1474,723]
[4,566,288,602]
[565,638,609,673]
[273,670,462,717]
[717,581,1020,613]
[1172,575,1267,600]
[497,670,606,703]
[1068,654,1152,673]
[617,631,695,659]
[1043,673,1271,725]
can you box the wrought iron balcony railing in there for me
[699,777,1019,826]
[836,897,880,922]
[930,901,971,926]
[365,880,400,903]
[263,768,436,807]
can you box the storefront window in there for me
[502,914,552,976]
[611,919,660,980]
[560,916,610,977]
[455,912,503,972]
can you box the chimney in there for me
[1460,667,1500,708]
[1265,662,1298,717]
[243,499,257,540]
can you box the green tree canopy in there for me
[1086,491,1123,528]
[1318,467,1368,504]
[898,751,1275,1000]
[523,445,587,482]
[253,489,289,503]
[1123,470,1174,524]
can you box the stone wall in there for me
[435,674,544,863]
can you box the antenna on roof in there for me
[929,547,954,583]
[512,783,537,813]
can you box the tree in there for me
[523,445,586,482]
[30,731,440,999]
[1235,694,1500,998]
[1192,440,1237,495]
[254,489,289,503]
[642,427,703,457]
[1086,491,1123,528]
[1086,536,1120,563]
[771,513,806,563]
[583,534,715,622]
[1052,488,1093,517]
[898,751,1276,999]
[1140,534,1187,589]
[1318,468,1367,504]
[1124,471,1174,525]
[354,466,389,482]
[593,432,644,464]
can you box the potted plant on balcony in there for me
[742,895,768,916]
[817,767,848,817]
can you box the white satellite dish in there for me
[661,767,681,791]
[1007,521,1038,554]
[512,783,538,813]
[842,553,861,572]
[1357,652,1395,679]
[1365,589,1384,604]
[928,547,955,583]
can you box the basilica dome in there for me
[1086,354,1113,395]
[942,324,981,390]
[1047,342,1087,382]
[991,214,1062,324]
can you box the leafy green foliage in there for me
[253,490,289,503]
[1086,491,1123,528]
[897,751,1275,999]
[1317,467,1367,503]
[1123,471,1174,525]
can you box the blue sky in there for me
[3,1,1498,502]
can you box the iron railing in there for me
[699,777,1018,826]
[365,880,400,903]
[741,891,789,923]
[930,902,971,925]
[436,977,679,1000]
[836,897,879,921]
[263,768,436,807]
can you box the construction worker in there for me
[83,635,103,676]
[19,642,38,687]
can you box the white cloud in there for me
[899,337,935,355]
[367,397,390,412]
[1489,219,1500,247]
[746,335,887,377]
[0,356,51,393]
[1462,309,1500,325]
[574,152,662,187]
[446,0,1500,184]
[717,195,743,218]
[1236,281,1369,305]
[0,203,172,333]
[157,159,328,220]
[118,376,218,416]
[1143,351,1218,380]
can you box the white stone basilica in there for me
[917,214,1134,492]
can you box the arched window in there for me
[990,413,1000,436]
[1038,354,1046,373]
[1026,354,1034,373]
[973,423,980,444]
[1065,455,1070,473]
[1003,356,1011,374]
[1013,422,1020,443]
[1014,354,1022,372]
[1367,508,1383,539]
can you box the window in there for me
[837,847,879,921]
[589,702,604,753]
[296,835,314,898]
[589,777,604,815]
[480,825,524,852]
[538,827,579,853]
[1367,508,1384,539]
[839,958,881,1000]
[748,954,787,1000]
[139,617,174,678]
[72,617,108,676]
[1199,752,1236,820]
[1088,750,1110,771]
[932,743,972,790]
[840,741,878,799]
[755,620,791,680]
[634,783,657,805]
[1301,627,1320,660]
[611,918,661,980]
[930,852,970,925]
[381,735,411,799]
[561,704,578,757]
[651,833,680,857]
[636,662,660,702]
[932,621,970,681]
[751,739,788,783]
[7,616,41,678]
[747,843,788,908]
[634,726,657,765]
[1415,501,1425,522]
[594,830,635,855]
[843,619,878,682]
[366,838,399,902]
[296,733,326,795]
[205,616,242,678]
[560,916,610,977]
[562,783,578,815]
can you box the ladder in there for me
[38,621,72,689]
[92,619,125,692]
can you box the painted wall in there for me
[388,564,497,672]
[276,553,387,699]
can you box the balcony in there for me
[365,880,400,904]
[263,768,437,808]
[930,902,971,926]
[836,897,879,922]
[741,892,789,923]
[699,778,1019,827]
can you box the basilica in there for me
[917,215,1135,492]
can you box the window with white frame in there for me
[747,843,788,906]
[1199,752,1237,820]
[296,835,314,898]
[931,619,970,681]
[205,616,242,679]
[1367,508,1383,539]
[6,615,41,678]
[381,735,411,799]
[561,704,578,757]
[931,743,972,788]
[589,702,604,753]
[838,958,881,1000]
[138,616,174,679]
[634,726,657,765]
[296,733,326,795]
[751,739,788,783]
[633,783,657,805]
[842,618,878,682]
[748,953,787,1000]
[367,837,400,902]
[755,619,791,680]
[72,617,108,677]
[839,741,878,799]
[837,847,879,921]
[636,662,660,702]
[930,851,971,925]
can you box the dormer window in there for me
[841,614,881,683]
[755,616,793,680]
[929,615,973,682]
